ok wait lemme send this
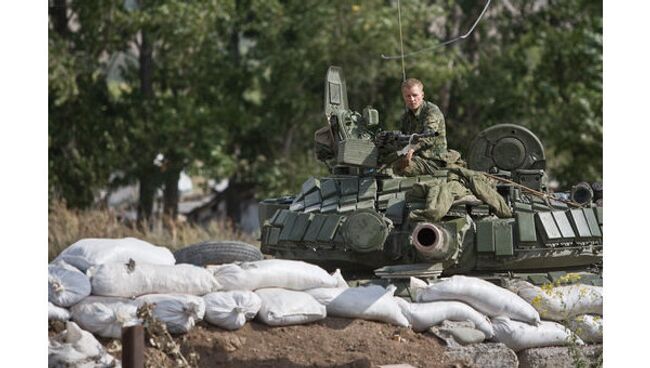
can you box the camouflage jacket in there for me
[399,101,447,159]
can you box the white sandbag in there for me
[332,269,349,289]
[48,321,120,368]
[304,287,343,306]
[507,280,603,321]
[136,294,205,334]
[491,316,583,352]
[91,262,219,297]
[565,315,603,343]
[306,285,409,327]
[49,262,92,307]
[49,302,71,321]
[209,259,337,291]
[54,237,175,272]
[203,291,262,330]
[411,276,540,324]
[255,288,326,326]
[395,297,493,337]
[71,296,140,339]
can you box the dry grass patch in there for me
[48,200,258,262]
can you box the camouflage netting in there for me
[408,167,512,222]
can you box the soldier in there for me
[394,78,449,176]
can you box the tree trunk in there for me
[139,31,154,99]
[162,166,181,220]
[223,182,255,226]
[137,28,156,225]
[49,0,68,37]
[137,165,157,225]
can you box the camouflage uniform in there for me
[393,101,448,176]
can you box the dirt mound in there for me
[106,317,454,368]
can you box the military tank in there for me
[258,66,602,285]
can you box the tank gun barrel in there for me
[411,222,454,261]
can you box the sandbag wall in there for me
[49,237,603,365]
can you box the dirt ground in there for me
[99,317,457,368]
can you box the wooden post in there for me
[122,325,144,368]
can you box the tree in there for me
[49,0,602,227]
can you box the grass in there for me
[48,200,259,262]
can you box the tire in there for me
[173,240,263,266]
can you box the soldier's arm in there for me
[414,106,447,152]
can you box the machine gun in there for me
[373,130,439,170]
[375,130,439,156]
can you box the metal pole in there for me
[122,325,145,368]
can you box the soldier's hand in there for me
[406,148,415,163]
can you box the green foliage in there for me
[49,0,602,215]
[449,0,602,187]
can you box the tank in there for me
[258,66,602,286]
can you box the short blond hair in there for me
[401,78,424,91]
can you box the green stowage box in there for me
[304,214,327,243]
[552,211,576,239]
[272,209,290,227]
[381,178,401,193]
[337,139,378,167]
[265,227,281,245]
[301,176,320,195]
[339,194,358,205]
[568,208,592,239]
[358,178,377,200]
[278,211,298,242]
[304,191,322,207]
[494,220,514,256]
[595,207,603,226]
[321,203,339,213]
[356,199,375,210]
[258,202,289,228]
[338,177,359,196]
[320,178,339,198]
[288,213,313,241]
[317,215,343,242]
[515,211,537,243]
[583,208,602,238]
[322,196,339,207]
[477,220,514,255]
[535,211,562,242]
[476,221,495,253]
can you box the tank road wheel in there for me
[173,240,263,266]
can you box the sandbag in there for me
[48,321,120,368]
[49,302,71,321]
[306,285,409,327]
[411,276,540,324]
[135,294,205,334]
[209,259,337,291]
[71,296,140,339]
[565,315,603,343]
[91,262,219,297]
[255,288,326,326]
[394,297,493,337]
[332,269,349,289]
[507,280,603,321]
[203,291,262,330]
[491,316,583,352]
[54,237,175,272]
[49,262,91,307]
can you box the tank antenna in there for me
[397,0,406,81]
[382,0,491,60]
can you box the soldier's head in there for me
[401,78,424,112]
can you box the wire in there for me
[381,0,491,60]
[397,0,406,81]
